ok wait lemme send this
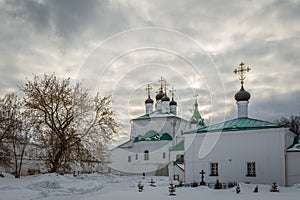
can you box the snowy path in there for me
[0,173,300,200]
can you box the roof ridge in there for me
[184,117,283,134]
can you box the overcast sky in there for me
[1,0,300,144]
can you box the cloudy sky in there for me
[1,0,300,145]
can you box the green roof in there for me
[170,140,184,151]
[160,133,173,141]
[133,131,173,143]
[133,113,150,120]
[133,135,143,143]
[131,110,183,121]
[185,117,282,134]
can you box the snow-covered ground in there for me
[0,172,300,200]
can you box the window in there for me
[144,150,149,160]
[210,162,218,176]
[246,162,256,176]
[163,152,166,159]
[128,156,131,162]
[135,154,138,160]
[174,174,179,180]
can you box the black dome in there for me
[156,90,164,100]
[145,97,154,104]
[170,101,177,106]
[161,95,170,101]
[170,99,177,106]
[234,86,251,101]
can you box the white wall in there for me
[184,128,287,186]
[168,162,185,182]
[110,140,172,175]
[287,151,300,186]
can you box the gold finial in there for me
[233,62,251,86]
[158,76,164,92]
[145,84,152,98]
[169,87,176,99]
[164,79,169,94]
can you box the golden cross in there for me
[233,62,251,86]
[164,79,169,94]
[145,84,152,97]
[169,87,176,99]
[158,76,164,91]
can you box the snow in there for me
[0,173,300,200]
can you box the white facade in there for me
[183,127,296,186]
[110,140,171,175]
[287,151,300,186]
[110,112,190,175]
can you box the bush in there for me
[228,181,237,188]
[214,179,222,189]
[191,181,198,187]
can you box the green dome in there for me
[160,133,173,141]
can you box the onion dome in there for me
[169,98,177,106]
[156,90,164,100]
[145,97,154,104]
[161,95,170,102]
[234,86,251,101]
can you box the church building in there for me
[110,63,300,186]
[110,77,204,176]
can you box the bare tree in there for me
[276,115,300,135]
[0,93,36,177]
[0,94,16,168]
[21,74,118,173]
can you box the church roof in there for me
[133,130,173,143]
[185,117,283,134]
[170,140,184,151]
[131,110,186,121]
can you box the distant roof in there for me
[131,110,187,121]
[288,135,300,152]
[185,117,283,134]
[170,140,184,151]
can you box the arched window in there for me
[144,150,149,160]
[163,152,166,159]
[128,155,131,162]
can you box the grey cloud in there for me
[1,0,300,145]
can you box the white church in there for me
[110,63,300,186]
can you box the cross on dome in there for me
[145,84,152,98]
[233,62,251,86]
[158,76,164,92]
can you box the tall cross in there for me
[170,87,176,100]
[158,76,164,92]
[145,84,152,98]
[199,170,206,185]
[164,79,169,94]
[233,62,251,86]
